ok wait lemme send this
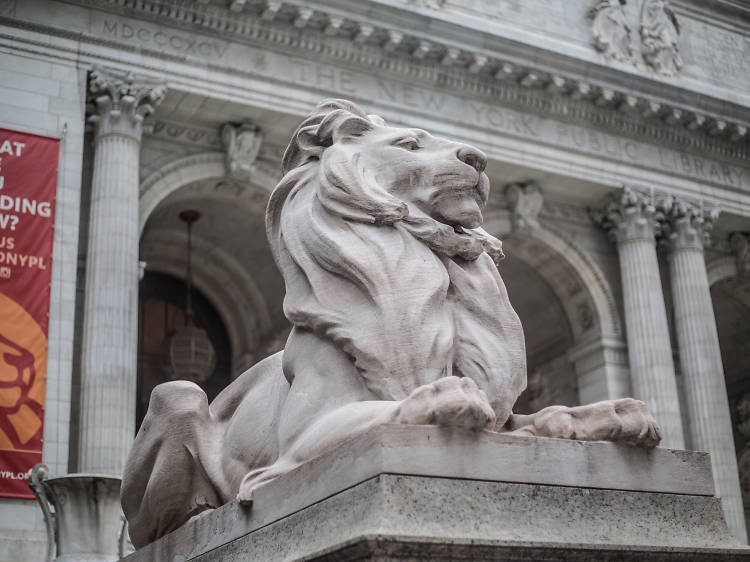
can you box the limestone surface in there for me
[122,100,662,548]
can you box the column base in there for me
[124,425,747,561]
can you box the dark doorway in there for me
[136,271,231,431]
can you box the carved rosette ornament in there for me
[88,67,166,141]
[221,122,263,181]
[588,0,634,63]
[504,181,543,232]
[640,0,682,76]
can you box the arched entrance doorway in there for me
[136,271,231,428]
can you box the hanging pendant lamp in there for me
[161,210,216,384]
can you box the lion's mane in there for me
[266,100,526,422]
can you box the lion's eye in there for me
[395,138,420,151]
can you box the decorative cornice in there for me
[39,0,750,161]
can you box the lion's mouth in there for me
[431,182,487,208]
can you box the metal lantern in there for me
[161,210,216,384]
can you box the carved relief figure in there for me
[504,181,544,231]
[640,0,682,76]
[588,0,634,63]
[122,100,661,548]
[221,122,262,180]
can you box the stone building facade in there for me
[1,0,750,558]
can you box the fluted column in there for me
[593,187,684,448]
[663,199,747,543]
[79,68,165,475]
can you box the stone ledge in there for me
[165,476,743,561]
[299,535,750,562]
[125,425,738,562]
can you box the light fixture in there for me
[161,210,216,383]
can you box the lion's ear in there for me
[295,124,324,157]
[332,115,374,142]
[316,111,375,145]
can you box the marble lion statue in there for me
[122,99,661,548]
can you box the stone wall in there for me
[0,50,85,561]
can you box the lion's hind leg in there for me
[122,381,223,548]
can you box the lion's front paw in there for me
[526,398,661,448]
[394,376,496,430]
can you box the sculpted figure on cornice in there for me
[588,0,634,63]
[222,122,263,181]
[588,0,681,77]
[640,0,682,76]
[504,181,543,232]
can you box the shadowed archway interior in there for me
[136,271,231,430]
[499,249,578,415]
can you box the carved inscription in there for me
[377,81,447,112]
[656,148,744,187]
[288,59,356,95]
[100,19,228,59]
[467,101,540,137]
[556,123,638,161]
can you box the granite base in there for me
[124,425,749,561]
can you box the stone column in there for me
[79,68,165,475]
[663,199,747,543]
[593,187,684,448]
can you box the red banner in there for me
[0,128,59,499]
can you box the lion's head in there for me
[267,100,525,425]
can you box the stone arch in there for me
[483,210,622,340]
[483,209,629,403]
[139,152,281,377]
[707,256,739,288]
[140,229,271,377]
[138,152,279,236]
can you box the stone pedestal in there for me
[124,425,747,561]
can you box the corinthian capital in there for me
[591,186,664,244]
[87,67,167,141]
[660,197,718,252]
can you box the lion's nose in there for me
[456,146,487,173]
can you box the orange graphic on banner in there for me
[0,293,46,451]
